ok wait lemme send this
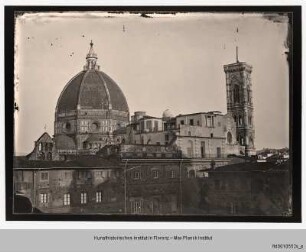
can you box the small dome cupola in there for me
[84,40,100,71]
[162,109,173,119]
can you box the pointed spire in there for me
[236,46,239,63]
[86,40,97,59]
[84,40,100,70]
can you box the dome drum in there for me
[54,42,129,151]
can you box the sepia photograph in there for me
[6,7,301,221]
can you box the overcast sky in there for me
[14,12,289,154]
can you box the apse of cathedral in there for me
[27,42,255,161]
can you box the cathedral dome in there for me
[54,41,130,153]
[56,41,129,114]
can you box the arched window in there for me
[240,137,244,145]
[249,137,254,146]
[238,115,243,126]
[65,122,71,131]
[233,85,240,103]
[233,115,238,127]
[247,87,251,103]
[227,132,233,144]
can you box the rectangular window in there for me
[146,120,152,131]
[217,147,221,158]
[81,192,87,204]
[180,120,184,125]
[80,121,89,132]
[201,141,206,158]
[40,193,48,203]
[96,191,102,203]
[78,171,92,179]
[131,200,142,214]
[154,121,159,131]
[190,119,194,126]
[152,170,159,179]
[40,171,49,181]
[64,193,70,206]
[165,134,169,141]
[140,121,145,131]
[170,195,177,212]
[170,170,175,178]
[133,171,140,180]
[206,116,212,127]
[230,202,236,214]
[95,171,103,178]
[107,170,111,178]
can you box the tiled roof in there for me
[13,155,121,169]
[56,70,129,113]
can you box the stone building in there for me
[224,55,255,156]
[198,161,291,216]
[14,156,124,214]
[27,132,56,161]
[26,42,255,161]
[54,41,129,159]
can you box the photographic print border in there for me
[5,5,301,222]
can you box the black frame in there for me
[5,5,302,222]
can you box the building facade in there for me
[14,156,124,214]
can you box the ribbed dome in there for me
[56,70,129,113]
[56,41,129,114]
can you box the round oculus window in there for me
[91,122,99,131]
[63,122,71,131]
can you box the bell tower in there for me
[224,47,255,156]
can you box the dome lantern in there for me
[84,40,100,71]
